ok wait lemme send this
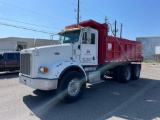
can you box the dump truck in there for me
[19,20,142,103]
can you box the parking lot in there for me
[0,63,160,120]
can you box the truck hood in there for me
[33,44,73,64]
[21,44,73,78]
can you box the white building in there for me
[136,37,160,60]
[155,46,160,54]
[0,37,58,51]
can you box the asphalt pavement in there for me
[0,63,160,120]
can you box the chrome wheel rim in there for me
[125,68,131,80]
[68,79,81,96]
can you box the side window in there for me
[7,53,15,60]
[82,32,96,44]
[91,33,95,44]
[82,32,87,44]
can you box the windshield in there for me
[59,30,80,43]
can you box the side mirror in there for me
[50,34,60,44]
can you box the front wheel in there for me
[58,71,86,103]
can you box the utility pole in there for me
[77,0,80,27]
[120,23,123,38]
[115,20,117,37]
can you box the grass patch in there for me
[143,59,160,63]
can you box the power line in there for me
[81,0,122,25]
[0,1,149,36]
[81,0,105,17]
[65,0,104,21]
[80,4,104,18]
[0,1,71,23]
[66,0,81,23]
[66,0,77,5]
[0,22,55,35]
[80,1,120,26]
[0,17,61,30]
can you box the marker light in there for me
[39,67,49,73]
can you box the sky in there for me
[0,0,160,40]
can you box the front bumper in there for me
[19,74,58,90]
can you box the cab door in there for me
[80,28,98,65]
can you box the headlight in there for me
[39,67,49,73]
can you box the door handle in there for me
[93,56,95,60]
[78,45,81,49]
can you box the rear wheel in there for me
[113,66,121,81]
[131,64,141,80]
[58,71,86,103]
[119,65,131,83]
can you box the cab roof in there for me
[65,19,107,30]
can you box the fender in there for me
[49,61,87,81]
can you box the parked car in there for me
[0,52,20,72]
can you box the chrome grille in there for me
[20,53,31,75]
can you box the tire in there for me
[119,65,131,83]
[100,74,105,80]
[131,64,141,80]
[113,66,121,81]
[57,71,86,103]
